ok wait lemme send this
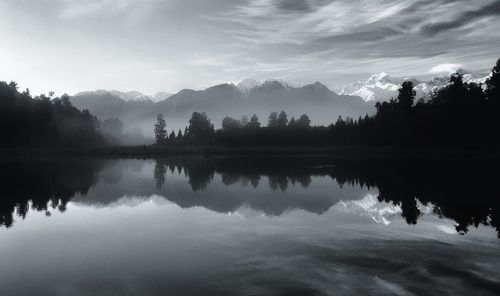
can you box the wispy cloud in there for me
[205,0,500,79]
[419,1,500,36]
[57,0,165,19]
[2,0,500,94]
[429,63,464,74]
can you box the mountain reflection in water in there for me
[1,156,500,296]
[1,156,498,237]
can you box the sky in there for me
[1,0,500,96]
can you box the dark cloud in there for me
[420,2,500,36]
[275,0,311,12]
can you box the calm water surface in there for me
[0,157,499,296]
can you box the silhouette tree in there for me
[222,116,242,130]
[335,115,345,127]
[154,114,167,144]
[148,57,500,148]
[397,81,416,112]
[248,114,261,128]
[486,57,500,103]
[168,130,176,141]
[268,111,278,127]
[296,114,311,128]
[186,112,215,144]
[276,110,288,128]
[0,81,105,148]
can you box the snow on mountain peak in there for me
[367,72,390,83]
[75,89,111,97]
[260,79,293,90]
[333,193,402,225]
[336,72,404,101]
[73,90,175,103]
[236,78,260,94]
[111,90,153,103]
[236,78,294,94]
[338,69,490,102]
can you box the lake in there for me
[0,156,499,296]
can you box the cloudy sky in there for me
[1,0,500,95]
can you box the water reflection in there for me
[0,159,103,227]
[1,156,499,237]
[152,156,500,237]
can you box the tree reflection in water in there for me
[0,156,498,237]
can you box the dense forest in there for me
[0,82,105,148]
[155,58,500,148]
[0,82,144,148]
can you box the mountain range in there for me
[70,80,373,137]
[75,90,172,103]
[69,69,490,140]
[337,68,490,101]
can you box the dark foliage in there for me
[154,114,167,144]
[0,81,105,148]
[0,159,103,228]
[157,57,500,148]
[1,157,499,237]
[151,157,500,236]
[180,112,215,144]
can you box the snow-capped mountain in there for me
[236,78,261,94]
[337,69,490,102]
[333,194,402,225]
[236,78,294,94]
[71,78,373,134]
[337,73,407,102]
[110,90,152,102]
[74,90,152,103]
[74,90,172,103]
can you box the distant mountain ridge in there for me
[337,69,490,101]
[236,78,295,94]
[70,79,373,134]
[154,79,372,126]
[74,90,172,103]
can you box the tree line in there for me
[152,156,500,236]
[0,82,105,148]
[0,81,149,148]
[153,57,500,148]
[2,57,498,149]
[154,110,317,146]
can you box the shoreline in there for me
[1,145,499,161]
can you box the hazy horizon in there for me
[2,0,500,96]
